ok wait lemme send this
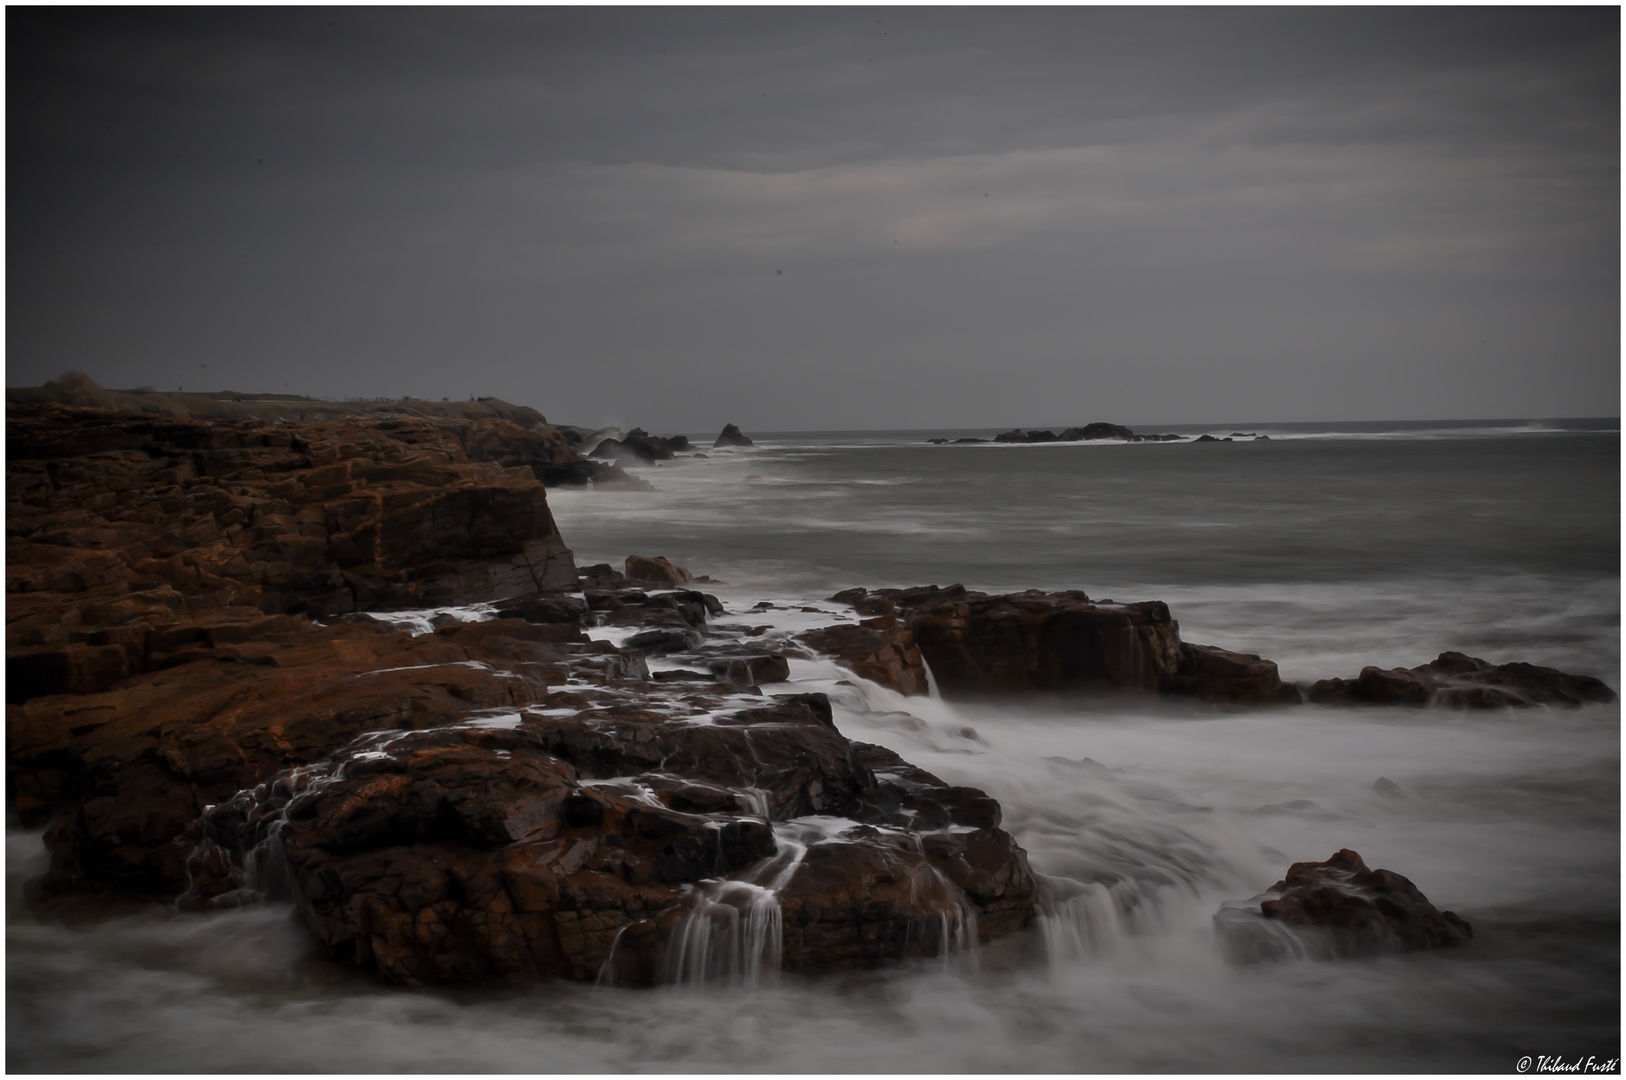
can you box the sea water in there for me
[7,419,1618,1072]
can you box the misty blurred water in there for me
[8,419,1618,1072]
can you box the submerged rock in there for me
[1215,848,1471,962]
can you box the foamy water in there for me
[7,420,1618,1072]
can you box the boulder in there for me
[1170,643,1301,705]
[713,424,754,448]
[623,555,692,586]
[797,622,928,696]
[1214,848,1472,962]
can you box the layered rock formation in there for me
[7,403,579,702]
[1214,848,1472,962]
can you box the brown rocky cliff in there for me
[8,402,578,702]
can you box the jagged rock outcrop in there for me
[175,688,1033,986]
[713,424,754,448]
[1308,651,1616,709]
[1214,848,1472,962]
[814,586,1289,704]
[9,615,623,895]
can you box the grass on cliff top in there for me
[7,373,549,427]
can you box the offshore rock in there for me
[182,693,1035,986]
[818,586,1285,703]
[713,423,754,448]
[1307,651,1616,709]
[1215,848,1472,962]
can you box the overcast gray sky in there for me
[8,7,1619,431]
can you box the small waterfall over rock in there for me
[1035,876,1125,966]
[177,731,408,912]
[662,836,808,988]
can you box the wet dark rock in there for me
[492,595,590,626]
[625,628,703,654]
[1308,652,1615,709]
[1215,848,1472,962]
[624,555,691,586]
[178,691,1034,986]
[798,621,928,697]
[1170,643,1300,705]
[579,563,629,590]
[650,668,716,683]
[713,424,753,448]
[817,586,1296,705]
[703,652,792,687]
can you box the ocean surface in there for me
[8,418,1619,1072]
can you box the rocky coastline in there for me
[7,397,1613,988]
